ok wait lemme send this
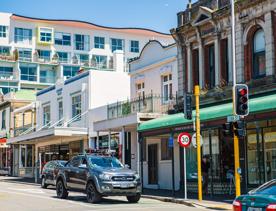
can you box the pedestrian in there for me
[202,155,210,195]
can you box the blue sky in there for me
[1,0,191,33]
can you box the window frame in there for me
[71,93,82,121]
[38,27,53,44]
[20,63,37,82]
[162,73,173,103]
[74,34,90,51]
[63,66,80,79]
[252,29,266,79]
[0,26,7,38]
[14,28,32,44]
[130,40,139,53]
[92,55,107,69]
[1,109,6,130]
[161,138,173,160]
[57,52,70,63]
[94,36,105,49]
[111,38,124,52]
[43,104,51,126]
[136,82,145,98]
[54,32,71,46]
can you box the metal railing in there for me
[14,124,33,137]
[107,94,176,119]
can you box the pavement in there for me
[0,176,232,210]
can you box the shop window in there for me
[111,38,124,52]
[20,145,26,167]
[43,104,51,126]
[253,29,266,78]
[161,138,172,160]
[55,32,71,46]
[130,40,139,53]
[94,36,105,49]
[26,145,33,167]
[74,34,90,51]
[71,94,81,120]
[162,74,173,103]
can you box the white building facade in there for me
[93,40,178,190]
[0,12,173,94]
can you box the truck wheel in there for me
[127,193,141,203]
[86,182,101,203]
[41,176,48,189]
[56,179,68,199]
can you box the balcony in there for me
[107,94,176,120]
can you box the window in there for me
[94,36,105,49]
[192,49,199,86]
[1,110,6,130]
[43,104,51,126]
[0,46,10,55]
[57,52,70,63]
[75,54,89,65]
[39,27,53,43]
[40,69,56,83]
[72,94,81,120]
[0,66,13,78]
[54,32,71,46]
[92,55,107,69]
[20,64,37,81]
[74,34,90,51]
[205,44,215,89]
[136,82,145,97]
[161,139,172,160]
[111,38,124,52]
[130,40,139,53]
[162,74,173,102]
[0,26,7,38]
[14,28,32,44]
[58,100,63,121]
[69,156,81,167]
[0,87,17,95]
[18,49,32,61]
[63,66,80,79]
[37,50,51,62]
[253,29,266,78]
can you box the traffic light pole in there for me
[194,85,202,201]
[231,0,241,197]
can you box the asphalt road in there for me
[0,180,206,211]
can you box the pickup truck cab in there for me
[55,154,141,203]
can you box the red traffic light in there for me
[238,88,247,96]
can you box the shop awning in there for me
[138,93,276,132]
[0,138,6,143]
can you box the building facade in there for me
[0,12,173,94]
[138,0,276,197]
[93,40,178,190]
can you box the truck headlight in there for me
[99,174,112,181]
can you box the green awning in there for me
[138,94,276,132]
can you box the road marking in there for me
[7,187,45,194]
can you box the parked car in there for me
[233,179,276,211]
[41,160,67,188]
[55,154,141,203]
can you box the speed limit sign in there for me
[178,132,191,148]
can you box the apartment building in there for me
[0,12,173,94]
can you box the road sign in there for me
[191,133,203,148]
[227,115,240,123]
[178,132,191,148]
[168,137,174,148]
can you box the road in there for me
[0,180,206,211]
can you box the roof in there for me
[11,14,171,37]
[138,93,276,132]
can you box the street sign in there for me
[191,133,203,148]
[168,137,174,148]
[227,115,240,123]
[178,132,191,148]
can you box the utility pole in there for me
[194,85,202,201]
[231,0,241,197]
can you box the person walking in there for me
[202,155,210,195]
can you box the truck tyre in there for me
[86,182,101,203]
[41,176,48,189]
[126,193,141,203]
[56,179,68,199]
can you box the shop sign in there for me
[178,132,191,148]
[191,133,203,148]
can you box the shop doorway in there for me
[148,144,158,184]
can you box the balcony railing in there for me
[107,94,176,119]
[14,124,33,137]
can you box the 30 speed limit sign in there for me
[178,132,191,148]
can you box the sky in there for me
[1,0,191,34]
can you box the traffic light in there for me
[184,93,192,120]
[223,122,233,136]
[235,84,249,116]
[233,120,246,137]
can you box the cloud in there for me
[164,3,169,7]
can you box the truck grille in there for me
[112,176,135,181]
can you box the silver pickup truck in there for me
[55,154,141,203]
